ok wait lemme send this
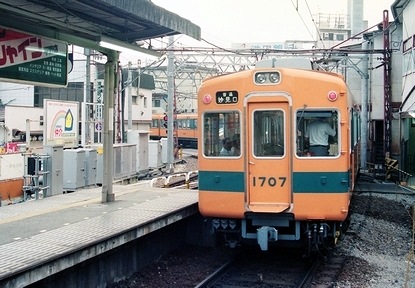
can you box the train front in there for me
[198,67,356,252]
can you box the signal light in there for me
[163,114,168,128]
[328,91,338,101]
[203,94,212,104]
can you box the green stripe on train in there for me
[199,171,245,192]
[292,172,349,193]
[199,170,350,193]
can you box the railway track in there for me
[144,150,199,189]
[194,248,326,288]
[194,247,349,288]
[150,171,198,189]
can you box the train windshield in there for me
[252,110,285,157]
[203,111,240,157]
[296,109,339,157]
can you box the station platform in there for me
[0,182,198,287]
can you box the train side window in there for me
[351,109,360,147]
[252,110,284,157]
[296,110,339,157]
[203,112,240,157]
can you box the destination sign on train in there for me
[216,91,238,104]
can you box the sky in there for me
[116,0,395,65]
[149,0,394,48]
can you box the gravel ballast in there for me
[333,177,415,288]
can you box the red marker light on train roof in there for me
[203,94,212,104]
[327,91,338,101]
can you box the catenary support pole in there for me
[360,41,369,171]
[166,36,175,172]
[102,51,118,203]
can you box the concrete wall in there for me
[0,153,24,180]
[11,213,204,288]
[4,106,43,137]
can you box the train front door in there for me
[246,101,292,213]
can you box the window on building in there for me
[34,82,85,107]
[132,96,138,105]
[336,34,344,41]
[402,35,414,75]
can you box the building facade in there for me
[392,0,415,178]
[0,46,155,147]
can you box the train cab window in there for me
[296,110,339,157]
[184,119,190,129]
[203,112,240,157]
[151,118,159,128]
[252,110,285,157]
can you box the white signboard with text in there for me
[44,100,79,148]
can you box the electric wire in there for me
[289,0,317,43]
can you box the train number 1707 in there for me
[252,176,286,187]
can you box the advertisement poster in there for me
[0,27,68,87]
[44,100,79,148]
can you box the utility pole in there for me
[361,41,369,171]
[383,10,392,158]
[82,48,91,147]
[127,61,132,131]
[102,51,118,203]
[166,36,175,172]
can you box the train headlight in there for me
[255,73,267,84]
[255,72,280,84]
[269,73,280,83]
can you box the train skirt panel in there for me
[198,191,245,218]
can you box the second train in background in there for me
[150,113,198,149]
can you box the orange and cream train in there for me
[197,62,360,252]
[150,113,198,148]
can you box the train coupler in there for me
[257,226,278,251]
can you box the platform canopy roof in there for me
[0,0,201,56]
